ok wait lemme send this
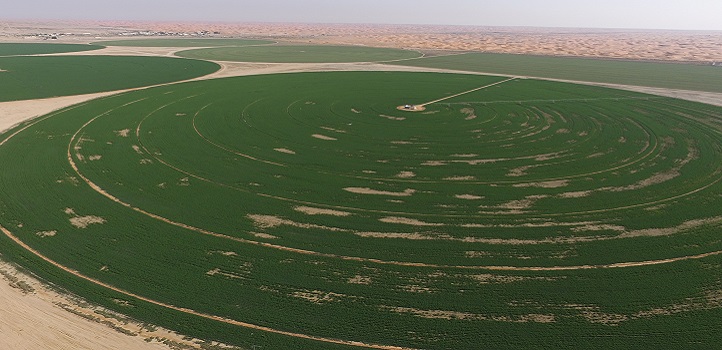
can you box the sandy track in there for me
[0,261,182,350]
[1,44,722,350]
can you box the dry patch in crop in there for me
[206,268,244,280]
[291,289,346,304]
[64,208,106,229]
[320,126,346,134]
[347,275,372,285]
[496,195,548,210]
[421,160,447,166]
[468,274,562,284]
[274,148,296,154]
[381,305,554,323]
[207,250,238,256]
[247,214,346,232]
[443,175,476,181]
[70,216,106,229]
[311,134,337,141]
[460,107,477,120]
[343,187,416,197]
[354,231,450,240]
[619,216,722,238]
[250,232,278,239]
[513,180,569,188]
[379,217,444,227]
[571,224,627,233]
[507,165,533,177]
[114,129,130,137]
[610,145,698,192]
[455,194,484,200]
[35,230,57,238]
[380,114,406,121]
[294,206,352,217]
[557,190,592,198]
[395,171,416,178]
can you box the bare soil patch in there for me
[35,230,57,237]
[69,215,106,229]
[343,187,416,197]
[443,175,476,181]
[274,148,296,154]
[395,171,416,178]
[114,129,131,137]
[455,194,484,200]
[379,217,444,227]
[312,133,337,141]
[294,206,352,217]
[513,180,569,188]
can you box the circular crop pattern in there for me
[0,43,103,56]
[1,72,722,349]
[93,38,276,47]
[176,44,422,63]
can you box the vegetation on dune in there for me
[389,52,722,93]
[0,56,219,102]
[0,43,103,56]
[1,72,722,349]
[176,45,422,63]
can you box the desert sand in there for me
[0,260,225,350]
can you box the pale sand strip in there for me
[0,260,204,350]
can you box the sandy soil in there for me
[4,20,721,63]
[0,260,213,350]
[1,22,722,350]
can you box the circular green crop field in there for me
[176,44,422,63]
[93,38,275,47]
[0,56,219,102]
[0,43,103,56]
[1,72,722,349]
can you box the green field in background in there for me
[389,52,722,92]
[0,43,103,56]
[176,45,422,63]
[0,56,219,101]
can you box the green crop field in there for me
[93,38,275,47]
[0,56,219,101]
[176,45,422,63]
[388,52,722,93]
[1,71,722,349]
[0,43,103,56]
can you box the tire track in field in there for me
[60,99,416,350]
[0,224,413,350]
[418,77,517,107]
[4,78,722,349]
[67,105,722,270]
[138,96,718,222]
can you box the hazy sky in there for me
[4,0,722,31]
